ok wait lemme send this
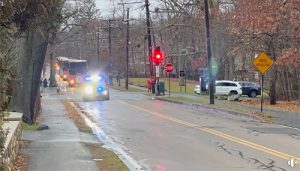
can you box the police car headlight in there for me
[84,86,93,94]
[91,74,99,82]
[103,90,108,95]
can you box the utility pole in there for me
[204,0,215,104]
[145,0,153,77]
[108,19,112,85]
[77,42,82,60]
[125,8,129,90]
[144,36,147,77]
[97,23,100,69]
[117,2,142,88]
[78,34,82,59]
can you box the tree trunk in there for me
[286,68,292,101]
[297,68,300,100]
[229,56,235,80]
[280,70,288,100]
[269,44,277,105]
[9,30,48,124]
[49,49,57,87]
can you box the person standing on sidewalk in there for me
[43,78,48,93]
[147,78,152,94]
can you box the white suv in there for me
[215,80,242,96]
[194,85,200,94]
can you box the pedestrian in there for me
[147,78,152,94]
[40,79,43,93]
[116,74,120,86]
[43,78,48,92]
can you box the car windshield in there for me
[2,1,299,171]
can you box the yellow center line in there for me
[122,101,300,162]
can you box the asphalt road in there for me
[69,88,300,171]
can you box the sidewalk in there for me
[21,88,100,171]
[128,84,300,129]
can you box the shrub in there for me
[0,27,17,160]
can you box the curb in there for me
[155,97,267,123]
[70,101,145,171]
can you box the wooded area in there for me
[0,0,300,126]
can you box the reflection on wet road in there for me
[66,88,299,171]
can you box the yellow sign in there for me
[252,52,273,74]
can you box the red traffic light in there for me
[153,46,163,65]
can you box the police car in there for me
[81,74,110,101]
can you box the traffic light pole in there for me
[156,65,159,95]
[153,46,163,95]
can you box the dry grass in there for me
[240,99,300,114]
[129,77,198,94]
[12,153,28,171]
[159,96,274,122]
[111,85,146,92]
[62,101,128,171]
[84,143,129,171]
[61,100,92,133]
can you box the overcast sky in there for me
[95,0,158,19]
[95,0,112,17]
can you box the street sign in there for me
[252,52,273,74]
[252,52,273,113]
[179,70,185,77]
[156,66,160,77]
[164,63,174,73]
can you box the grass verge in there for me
[111,85,146,92]
[239,99,300,114]
[84,143,129,171]
[157,96,273,121]
[61,100,92,134]
[129,77,198,94]
[0,111,11,126]
[21,122,39,131]
[62,101,129,170]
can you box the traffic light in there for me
[153,46,164,65]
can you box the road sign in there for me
[252,52,273,74]
[164,63,174,73]
[252,52,273,113]
[156,66,159,77]
[179,70,185,77]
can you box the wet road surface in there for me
[69,88,299,171]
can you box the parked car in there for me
[239,81,261,97]
[194,85,200,94]
[215,80,242,96]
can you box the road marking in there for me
[122,101,300,162]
